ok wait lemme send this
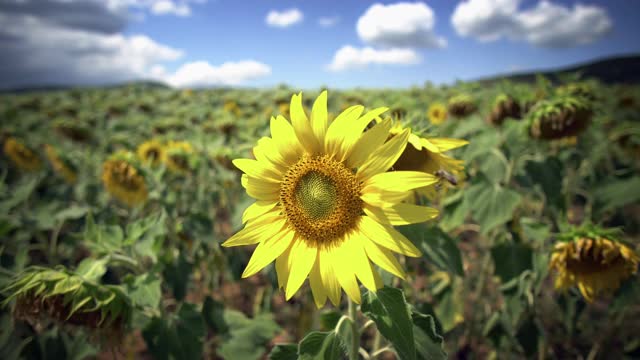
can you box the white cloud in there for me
[318,16,339,28]
[357,2,446,48]
[150,0,191,17]
[0,12,183,88]
[327,45,421,72]
[165,60,272,87]
[265,8,303,28]
[451,0,612,47]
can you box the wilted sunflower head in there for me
[2,266,131,344]
[550,225,639,303]
[528,96,592,140]
[487,94,522,126]
[447,94,477,118]
[44,144,78,184]
[427,103,448,125]
[3,137,42,172]
[224,91,443,307]
[162,141,194,174]
[387,121,468,199]
[102,151,148,207]
[136,139,164,166]
[556,83,597,102]
[52,118,92,143]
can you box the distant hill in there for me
[477,54,640,85]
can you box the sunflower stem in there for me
[348,298,360,360]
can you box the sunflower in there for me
[528,96,592,140]
[388,122,468,199]
[223,99,242,116]
[162,141,194,174]
[427,103,448,125]
[550,227,639,303]
[44,144,78,184]
[3,137,42,171]
[137,139,164,166]
[223,91,440,307]
[102,152,148,207]
[447,94,477,118]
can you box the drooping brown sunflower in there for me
[550,227,639,303]
[3,137,42,172]
[447,94,477,118]
[44,144,78,184]
[487,94,522,126]
[102,152,148,207]
[528,96,592,140]
[162,141,194,174]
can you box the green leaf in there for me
[401,225,464,277]
[54,206,89,222]
[361,286,415,360]
[75,257,108,282]
[520,217,551,243]
[142,302,206,360]
[298,331,347,360]
[491,243,533,283]
[124,211,166,246]
[0,177,38,212]
[269,344,298,360]
[319,310,342,331]
[126,273,161,309]
[163,252,192,301]
[202,296,229,335]
[466,178,522,235]
[411,311,447,360]
[218,310,281,360]
[524,157,564,210]
[593,176,640,214]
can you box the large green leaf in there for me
[218,310,281,360]
[400,225,464,277]
[361,287,416,360]
[523,157,564,210]
[269,344,298,360]
[75,257,108,282]
[298,331,347,360]
[491,243,533,283]
[411,311,447,360]
[142,303,206,360]
[466,178,522,235]
[202,296,229,335]
[593,176,640,214]
[126,273,161,309]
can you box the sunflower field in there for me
[1,76,639,360]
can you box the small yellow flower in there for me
[102,153,148,207]
[550,236,639,302]
[427,103,448,125]
[162,141,193,174]
[224,91,441,307]
[388,122,468,199]
[136,140,164,166]
[44,144,77,184]
[3,137,42,172]
[223,100,242,116]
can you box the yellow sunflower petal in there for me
[243,176,280,200]
[332,250,362,304]
[428,138,469,152]
[233,159,281,183]
[346,118,393,169]
[319,248,342,306]
[222,215,284,247]
[340,234,379,292]
[270,115,303,163]
[360,238,406,279]
[242,229,295,278]
[363,171,438,193]
[339,107,388,161]
[360,189,413,208]
[285,239,318,300]
[325,105,365,155]
[359,216,421,257]
[364,203,439,226]
[311,90,329,146]
[357,129,410,181]
[275,244,293,289]
[242,200,278,224]
[309,258,328,308]
[254,137,290,170]
[290,93,320,154]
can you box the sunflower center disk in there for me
[280,155,362,247]
[295,172,338,220]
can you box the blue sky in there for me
[1,0,639,89]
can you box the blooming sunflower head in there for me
[136,139,165,166]
[528,96,592,140]
[102,151,148,207]
[447,94,477,118]
[427,103,448,125]
[162,141,194,174]
[44,144,78,184]
[487,94,522,126]
[2,266,131,344]
[3,137,43,172]
[387,122,468,199]
[550,225,639,303]
[224,91,442,307]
